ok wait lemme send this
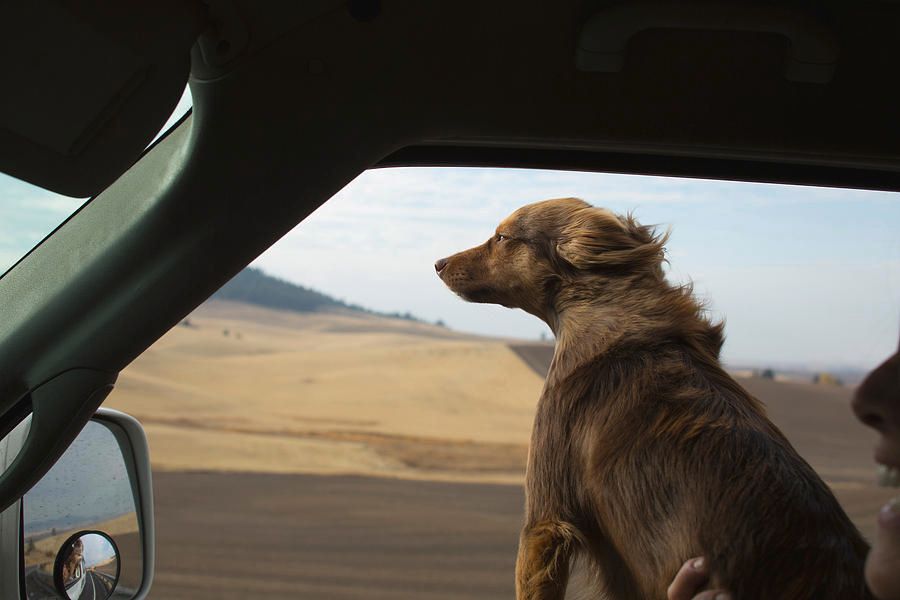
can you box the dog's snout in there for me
[434,257,449,274]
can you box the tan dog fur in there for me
[435,198,871,600]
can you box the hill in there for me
[212,267,430,324]
[108,300,541,484]
[212,268,350,313]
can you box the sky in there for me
[81,532,117,566]
[252,168,900,371]
[1,89,898,372]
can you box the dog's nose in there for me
[434,258,448,274]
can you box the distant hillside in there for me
[214,268,351,313]
[212,268,431,324]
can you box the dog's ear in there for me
[555,207,668,274]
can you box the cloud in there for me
[688,262,900,369]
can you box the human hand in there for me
[667,557,732,600]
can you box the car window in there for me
[93,167,898,598]
[0,86,193,277]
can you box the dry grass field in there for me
[107,300,541,484]
[101,300,889,598]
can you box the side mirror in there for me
[0,409,154,599]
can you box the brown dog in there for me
[435,198,871,600]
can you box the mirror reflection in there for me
[55,531,120,600]
[23,420,142,599]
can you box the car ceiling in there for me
[1,0,899,509]
[4,0,900,197]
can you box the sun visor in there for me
[0,0,206,197]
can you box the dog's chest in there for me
[525,378,607,508]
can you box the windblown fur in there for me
[436,198,871,600]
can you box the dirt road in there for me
[150,473,523,599]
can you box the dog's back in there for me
[542,337,872,599]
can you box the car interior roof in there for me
[1,0,899,509]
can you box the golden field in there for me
[105,299,883,501]
[98,299,891,598]
[106,300,543,484]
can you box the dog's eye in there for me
[496,234,507,242]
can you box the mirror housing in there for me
[0,408,154,599]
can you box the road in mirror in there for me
[23,420,141,600]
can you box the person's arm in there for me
[668,557,732,600]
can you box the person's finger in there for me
[690,591,732,600]
[667,557,710,600]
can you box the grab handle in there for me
[576,2,838,83]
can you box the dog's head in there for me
[435,197,667,321]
